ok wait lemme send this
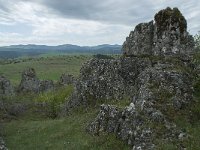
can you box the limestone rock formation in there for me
[64,57,151,110]
[87,63,193,149]
[0,76,14,97]
[18,68,40,93]
[39,80,54,92]
[123,7,194,58]
[63,7,195,149]
[123,21,154,56]
[58,74,75,86]
[18,68,54,93]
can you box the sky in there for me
[0,0,200,46]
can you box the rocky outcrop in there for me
[18,68,40,93]
[0,76,14,97]
[63,7,195,149]
[18,68,54,93]
[123,7,194,59]
[87,104,156,149]
[64,57,151,110]
[123,21,154,56]
[87,63,193,149]
[58,74,75,86]
[39,80,54,92]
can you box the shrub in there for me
[35,85,73,118]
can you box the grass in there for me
[35,85,74,118]
[2,82,131,150]
[0,55,91,85]
[3,107,130,150]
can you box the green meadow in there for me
[0,55,91,85]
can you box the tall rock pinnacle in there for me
[122,7,194,58]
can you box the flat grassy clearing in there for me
[0,55,91,85]
[3,108,130,150]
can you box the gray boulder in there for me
[18,68,40,93]
[39,80,54,92]
[18,68,54,93]
[58,74,75,86]
[0,76,14,97]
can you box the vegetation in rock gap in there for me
[35,85,74,118]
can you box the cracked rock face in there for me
[0,76,14,97]
[123,21,154,56]
[123,7,194,58]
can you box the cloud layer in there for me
[0,0,199,46]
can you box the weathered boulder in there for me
[123,7,194,58]
[87,104,156,149]
[18,68,54,93]
[39,80,54,92]
[134,63,193,111]
[0,76,14,97]
[58,74,75,86]
[18,68,40,93]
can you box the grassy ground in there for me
[2,82,130,150]
[0,55,91,85]
[3,108,130,150]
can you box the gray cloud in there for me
[31,0,200,28]
[1,0,200,29]
[34,0,155,25]
[0,0,200,46]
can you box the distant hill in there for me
[0,44,122,59]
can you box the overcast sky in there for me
[0,0,200,46]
